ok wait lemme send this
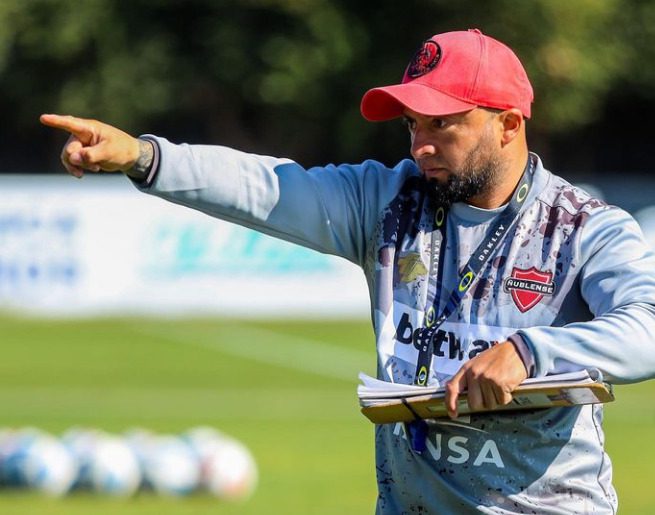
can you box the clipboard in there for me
[358,370,614,424]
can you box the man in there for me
[41,29,655,514]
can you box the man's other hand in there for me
[445,340,528,419]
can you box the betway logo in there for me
[394,313,500,360]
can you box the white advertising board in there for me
[0,175,370,318]
[2,174,654,318]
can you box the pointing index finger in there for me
[40,114,95,141]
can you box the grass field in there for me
[0,316,653,514]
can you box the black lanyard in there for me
[412,155,536,386]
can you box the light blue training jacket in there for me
[135,137,655,514]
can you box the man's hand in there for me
[445,341,528,419]
[40,114,141,178]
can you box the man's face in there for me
[403,107,503,206]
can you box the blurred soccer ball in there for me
[140,434,201,496]
[63,427,141,496]
[184,426,258,501]
[1,427,77,496]
[205,438,258,501]
[89,435,141,496]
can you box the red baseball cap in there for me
[360,29,533,121]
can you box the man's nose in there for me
[411,130,437,160]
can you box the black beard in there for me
[421,166,493,206]
[421,152,501,207]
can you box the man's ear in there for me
[499,108,524,147]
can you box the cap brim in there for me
[360,83,477,122]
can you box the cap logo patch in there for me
[504,267,555,313]
[406,40,441,79]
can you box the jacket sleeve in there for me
[132,136,415,267]
[516,206,655,383]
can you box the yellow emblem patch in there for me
[398,253,428,283]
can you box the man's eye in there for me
[402,117,416,131]
[432,118,447,129]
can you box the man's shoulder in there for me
[536,167,609,216]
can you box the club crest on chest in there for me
[504,267,555,312]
